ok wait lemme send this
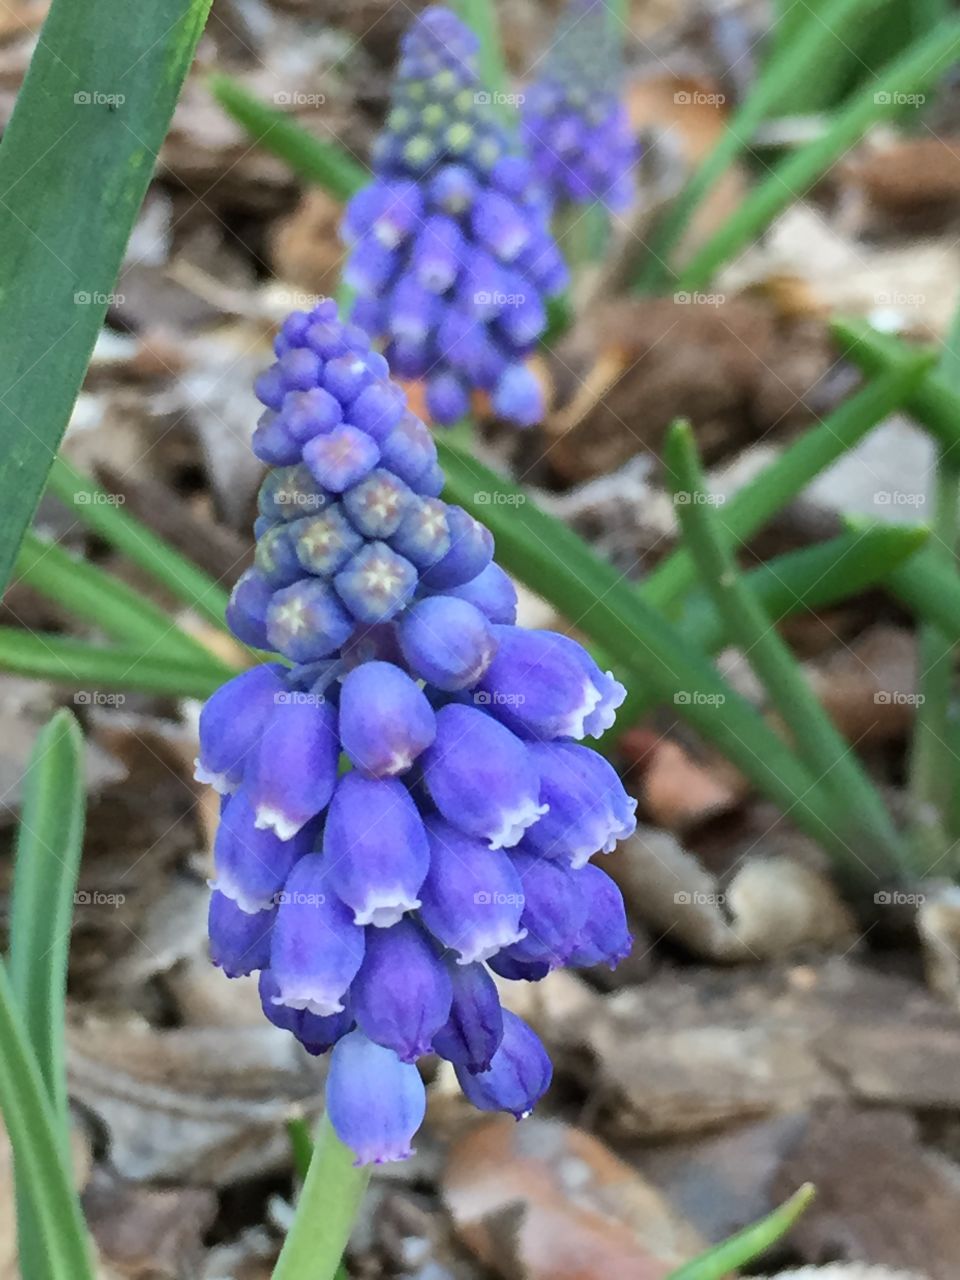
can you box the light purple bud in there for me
[420,816,527,963]
[372,181,424,247]
[398,596,497,691]
[413,461,446,498]
[432,961,504,1072]
[428,164,479,214]
[379,412,438,488]
[266,579,356,662]
[225,568,273,649]
[351,920,452,1061]
[280,387,342,444]
[252,411,302,465]
[326,1029,426,1165]
[254,366,286,411]
[420,506,493,590]
[291,506,364,576]
[455,1011,552,1117]
[522,742,637,866]
[334,541,418,623]
[324,773,430,927]
[303,423,380,493]
[349,382,407,443]
[324,353,374,404]
[196,663,285,794]
[445,563,517,624]
[278,347,322,391]
[339,660,436,778]
[208,891,274,977]
[343,236,399,295]
[426,371,470,425]
[566,863,632,969]
[254,524,303,588]
[305,319,349,359]
[472,190,531,262]
[342,468,414,539]
[388,277,440,344]
[412,215,463,293]
[212,789,316,913]
[424,704,546,849]
[492,363,543,427]
[389,496,450,568]
[246,696,339,839]
[270,854,364,1014]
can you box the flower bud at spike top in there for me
[196,301,636,1164]
[340,6,569,429]
[521,0,637,211]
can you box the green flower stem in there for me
[643,352,935,613]
[664,419,910,879]
[886,538,960,636]
[272,1114,370,1280]
[45,457,233,631]
[832,316,960,449]
[636,0,878,291]
[0,629,233,699]
[451,0,509,106]
[0,957,95,1280]
[209,74,366,201]
[666,1184,815,1279]
[15,530,225,669]
[438,438,872,871]
[676,16,960,292]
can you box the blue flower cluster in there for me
[340,6,567,429]
[198,302,637,1165]
[522,0,636,210]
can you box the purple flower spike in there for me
[455,1010,552,1117]
[303,423,380,493]
[196,663,285,795]
[324,773,430,927]
[339,660,436,778]
[351,920,452,1060]
[208,891,274,977]
[478,627,627,740]
[266,578,356,662]
[399,596,497,691]
[246,696,339,840]
[432,960,504,1072]
[424,704,546,849]
[566,863,632,969]
[270,855,365,1014]
[212,789,315,914]
[334,541,418,624]
[445,562,517,624]
[420,816,527,963]
[326,1029,426,1165]
[523,741,637,866]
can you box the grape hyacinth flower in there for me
[341,6,568,429]
[521,0,636,211]
[198,301,637,1165]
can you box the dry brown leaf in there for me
[268,190,345,299]
[443,1116,705,1280]
[640,738,746,832]
[85,1169,217,1279]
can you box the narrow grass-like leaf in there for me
[666,1184,815,1279]
[832,316,960,449]
[636,0,882,291]
[438,438,867,869]
[664,419,909,880]
[885,537,960,637]
[676,17,960,291]
[273,1114,371,1280]
[0,0,213,594]
[643,352,935,611]
[46,457,233,629]
[15,530,226,668]
[0,957,95,1279]
[0,630,235,699]
[452,0,509,103]
[209,74,366,201]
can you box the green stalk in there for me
[0,630,233,699]
[438,439,874,870]
[666,1184,815,1279]
[451,0,509,105]
[45,458,233,630]
[664,419,909,879]
[209,75,366,201]
[0,958,95,1279]
[676,17,960,292]
[887,539,960,635]
[272,1114,370,1280]
[15,530,225,668]
[636,0,881,291]
[643,352,935,612]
